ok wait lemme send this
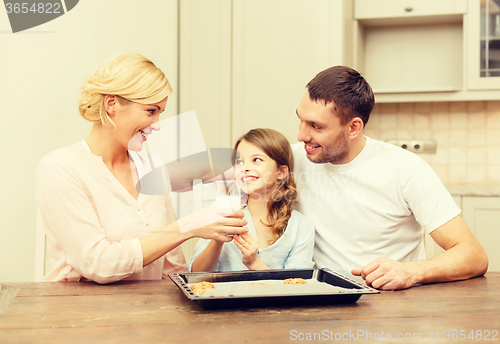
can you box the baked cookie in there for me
[249,282,269,286]
[284,278,307,285]
[190,281,215,295]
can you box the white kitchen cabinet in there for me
[353,0,466,100]
[426,195,500,272]
[231,0,348,143]
[355,0,467,23]
[467,0,500,90]
[178,0,232,261]
[352,0,500,102]
[179,0,232,150]
[462,196,500,272]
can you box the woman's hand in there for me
[180,208,248,242]
[233,233,268,270]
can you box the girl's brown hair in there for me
[233,128,298,244]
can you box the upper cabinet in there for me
[180,0,500,118]
[468,0,500,89]
[351,0,500,102]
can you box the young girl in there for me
[190,128,315,272]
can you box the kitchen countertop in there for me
[446,185,500,197]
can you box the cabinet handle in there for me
[405,7,413,12]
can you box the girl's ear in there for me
[276,165,289,181]
[103,95,117,117]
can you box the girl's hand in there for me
[233,233,268,270]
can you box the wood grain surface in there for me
[1,273,498,343]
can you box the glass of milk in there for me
[215,180,241,212]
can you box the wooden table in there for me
[1,273,499,343]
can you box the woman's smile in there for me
[119,98,166,151]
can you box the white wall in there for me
[0,0,179,282]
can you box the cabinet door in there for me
[467,0,500,89]
[462,196,500,271]
[179,0,232,149]
[232,0,346,144]
[180,0,347,147]
[179,0,232,262]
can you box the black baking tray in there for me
[168,268,378,309]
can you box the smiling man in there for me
[292,66,488,290]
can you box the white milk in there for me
[216,195,241,210]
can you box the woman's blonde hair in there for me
[78,52,172,128]
[233,128,298,245]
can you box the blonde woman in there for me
[36,52,247,283]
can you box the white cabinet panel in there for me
[352,0,500,102]
[362,22,463,94]
[426,195,500,273]
[232,0,346,144]
[179,0,232,149]
[462,196,500,272]
[180,0,346,147]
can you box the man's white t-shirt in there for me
[292,137,461,273]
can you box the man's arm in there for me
[351,215,488,290]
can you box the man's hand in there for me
[351,257,419,290]
[352,216,488,290]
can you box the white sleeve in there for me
[402,160,461,233]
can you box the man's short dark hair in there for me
[306,66,375,126]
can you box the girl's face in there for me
[234,140,288,200]
[111,96,168,152]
